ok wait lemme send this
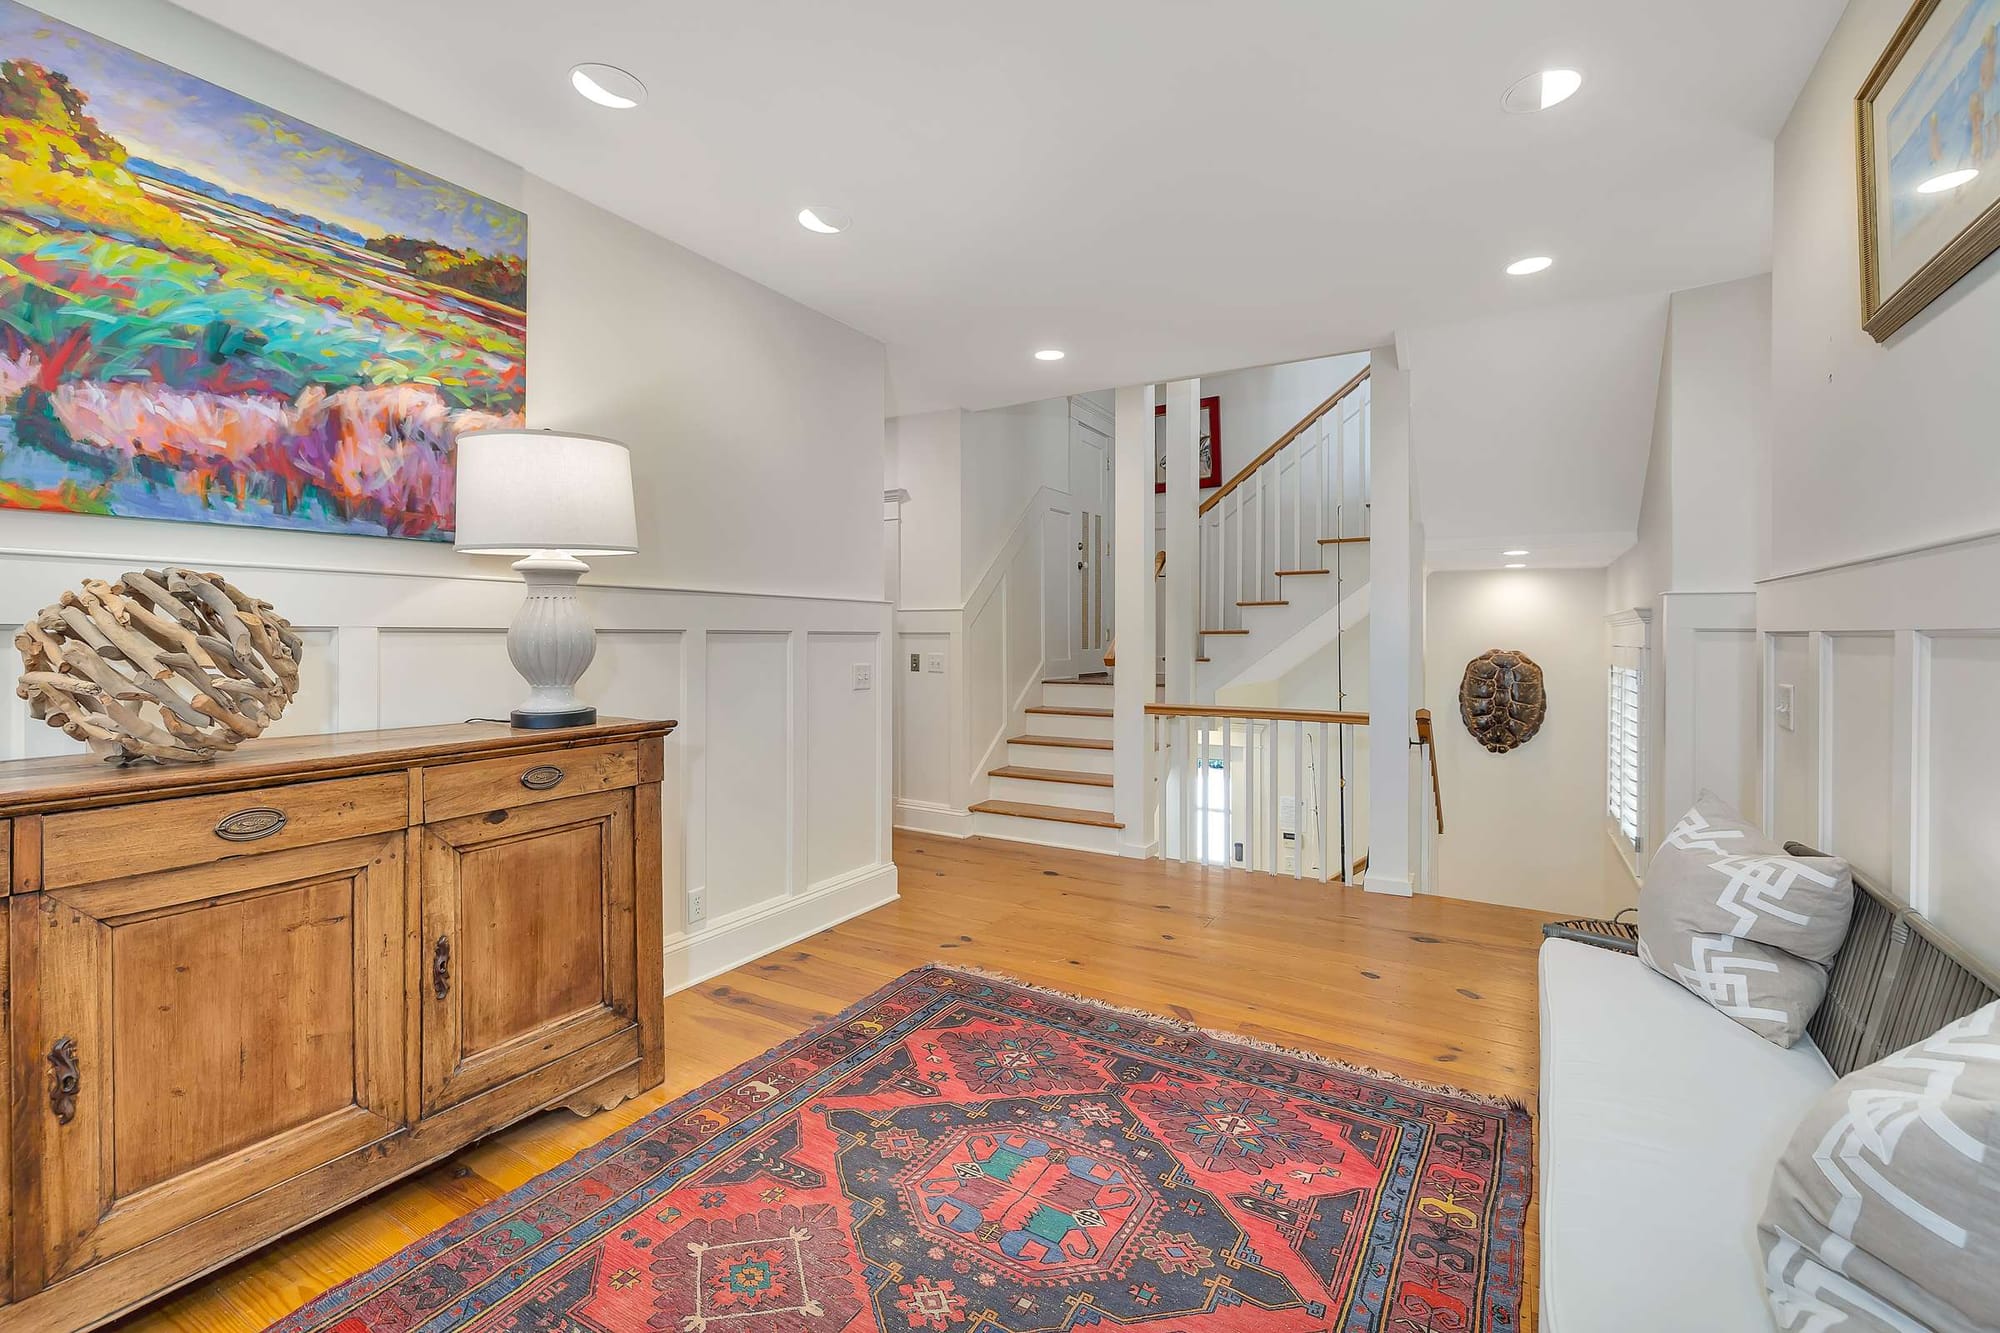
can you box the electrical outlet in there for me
[925,652,946,674]
[910,653,921,672]
[687,888,707,926]
[852,663,872,691]
[1775,682,1797,733]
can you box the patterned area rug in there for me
[271,966,1532,1333]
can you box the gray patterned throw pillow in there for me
[1761,1000,2000,1332]
[1636,794,1853,1047]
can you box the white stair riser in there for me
[972,813,1124,855]
[1006,742,1113,774]
[987,775,1115,812]
[1042,682,1113,709]
[1025,711,1113,741]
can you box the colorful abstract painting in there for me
[0,2,525,540]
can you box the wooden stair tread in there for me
[1008,734,1114,750]
[1200,628,1250,636]
[1236,600,1289,607]
[1318,536,1371,545]
[970,799,1124,829]
[1026,705,1112,718]
[1274,569,1330,577]
[988,765,1114,788]
[1042,676,1111,686]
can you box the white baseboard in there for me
[1363,870,1415,897]
[661,861,899,992]
[895,799,974,838]
[1119,837,1161,859]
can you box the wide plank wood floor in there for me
[118,832,1552,1331]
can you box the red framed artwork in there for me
[1154,395,1221,493]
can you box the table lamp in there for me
[453,429,638,729]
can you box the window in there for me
[1607,663,1642,852]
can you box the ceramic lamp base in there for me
[506,552,600,730]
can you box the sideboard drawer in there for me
[422,742,639,822]
[40,773,409,889]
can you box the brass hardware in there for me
[48,1037,79,1124]
[520,765,565,791]
[214,806,287,842]
[432,936,451,1000]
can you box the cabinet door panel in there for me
[421,790,637,1115]
[10,834,405,1291]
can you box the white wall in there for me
[1773,0,2000,578]
[1426,570,1618,917]
[887,410,964,610]
[886,396,1083,832]
[1759,0,2000,973]
[1602,276,1769,879]
[0,0,896,988]
[960,398,1070,604]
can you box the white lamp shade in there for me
[454,429,639,556]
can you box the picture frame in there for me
[1153,395,1222,494]
[1856,0,2000,340]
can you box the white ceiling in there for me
[1404,293,1669,571]
[169,0,1841,416]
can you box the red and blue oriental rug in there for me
[271,966,1532,1333]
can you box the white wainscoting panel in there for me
[377,629,516,727]
[0,549,896,995]
[1923,633,2000,964]
[1760,533,2000,975]
[1826,633,1894,886]
[701,631,796,922]
[807,631,884,885]
[1691,627,1759,819]
[1768,632,1817,844]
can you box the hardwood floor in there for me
[118,832,1552,1331]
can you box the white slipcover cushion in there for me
[1539,938,1836,1333]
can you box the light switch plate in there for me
[1775,682,1796,732]
[852,663,872,691]
[910,653,921,672]
[925,652,946,674]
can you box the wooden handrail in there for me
[1146,704,1368,726]
[1415,707,1444,835]
[1197,365,1371,516]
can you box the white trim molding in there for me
[0,549,898,998]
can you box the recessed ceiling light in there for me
[1503,549,1529,557]
[1502,68,1583,114]
[570,63,645,110]
[797,207,850,234]
[1034,349,1066,361]
[1918,167,1979,194]
[1504,562,1527,569]
[1506,255,1553,276]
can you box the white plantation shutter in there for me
[1607,663,1642,852]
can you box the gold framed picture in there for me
[1856,0,2000,340]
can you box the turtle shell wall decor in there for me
[15,567,303,765]
[1458,648,1546,754]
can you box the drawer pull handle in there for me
[48,1037,79,1125]
[520,765,565,791]
[215,806,288,842]
[433,935,452,1000]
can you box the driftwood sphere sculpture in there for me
[1458,648,1547,754]
[15,568,303,765]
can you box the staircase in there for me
[969,675,1125,853]
[1188,365,1372,698]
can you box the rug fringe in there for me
[928,961,1532,1116]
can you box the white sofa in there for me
[1537,938,1836,1332]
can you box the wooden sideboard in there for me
[0,718,674,1331]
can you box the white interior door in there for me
[1069,418,1112,667]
